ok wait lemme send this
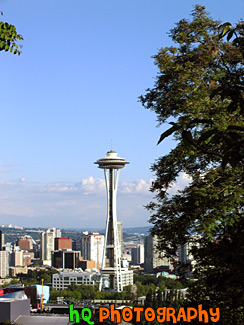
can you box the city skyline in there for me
[1,0,243,228]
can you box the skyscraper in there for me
[52,250,81,269]
[0,230,4,251]
[144,235,171,273]
[10,251,23,267]
[16,236,33,251]
[75,234,84,255]
[82,233,104,269]
[95,150,130,292]
[131,244,144,265]
[0,251,9,278]
[117,221,123,256]
[40,229,55,265]
[55,238,72,250]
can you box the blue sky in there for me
[0,0,243,228]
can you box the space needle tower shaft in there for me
[95,150,129,292]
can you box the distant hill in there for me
[123,226,151,234]
[64,226,151,234]
[0,225,151,244]
[0,227,43,243]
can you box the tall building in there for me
[178,243,188,264]
[75,234,84,255]
[0,230,4,251]
[16,236,33,251]
[0,251,9,278]
[131,244,144,265]
[55,229,62,238]
[78,259,96,270]
[117,221,123,255]
[95,149,133,292]
[10,251,23,267]
[2,242,12,253]
[55,238,72,250]
[52,250,81,269]
[22,252,34,266]
[177,235,200,278]
[82,233,104,269]
[40,229,55,264]
[46,228,61,238]
[144,235,171,273]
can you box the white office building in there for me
[101,267,133,289]
[131,244,144,265]
[82,233,104,269]
[40,228,56,265]
[52,271,100,290]
[0,251,9,278]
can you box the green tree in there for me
[140,5,244,324]
[0,279,20,288]
[0,13,23,55]
[144,288,153,309]
[156,289,162,308]
[18,269,59,286]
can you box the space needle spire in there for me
[95,149,129,292]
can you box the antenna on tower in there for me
[111,139,113,151]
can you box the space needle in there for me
[95,149,129,292]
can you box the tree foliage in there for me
[18,269,59,286]
[140,5,244,324]
[0,12,23,55]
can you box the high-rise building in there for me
[177,235,200,278]
[16,236,33,251]
[2,242,12,253]
[78,259,96,270]
[75,234,84,255]
[10,251,23,267]
[131,244,144,265]
[0,230,4,251]
[40,229,55,264]
[117,221,123,256]
[95,150,133,291]
[52,250,81,269]
[82,233,104,269]
[56,229,62,238]
[0,251,9,278]
[48,228,61,238]
[144,235,171,273]
[22,252,34,266]
[55,238,72,250]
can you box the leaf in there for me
[227,102,237,114]
[157,124,181,145]
[197,128,218,144]
[227,29,234,41]
[227,131,242,141]
[210,86,222,99]
[219,22,232,38]
[211,132,224,143]
[227,125,244,132]
[182,130,194,146]
[232,37,240,47]
[189,118,214,126]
